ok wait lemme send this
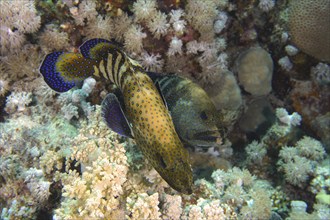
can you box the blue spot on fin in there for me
[39,52,76,92]
[101,93,133,138]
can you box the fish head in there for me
[172,89,222,149]
[151,146,193,194]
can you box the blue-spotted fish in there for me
[39,38,193,194]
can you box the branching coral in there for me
[1,0,328,219]
[52,106,129,219]
[57,78,96,120]
[5,92,32,114]
[126,193,161,219]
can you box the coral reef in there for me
[0,0,329,219]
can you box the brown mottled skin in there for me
[121,67,193,194]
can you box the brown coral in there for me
[288,0,330,62]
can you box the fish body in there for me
[148,74,223,150]
[40,38,193,194]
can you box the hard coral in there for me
[5,92,32,114]
[288,0,330,62]
[236,47,273,96]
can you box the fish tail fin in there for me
[40,52,97,92]
[79,38,123,60]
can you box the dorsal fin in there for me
[101,93,133,138]
[79,38,122,60]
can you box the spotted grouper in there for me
[39,38,193,194]
[147,73,223,151]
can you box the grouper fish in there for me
[147,73,223,151]
[39,38,193,194]
[111,72,224,151]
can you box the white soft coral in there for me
[0,0,40,55]
[147,11,169,39]
[169,9,186,35]
[124,24,147,54]
[167,36,183,56]
[132,0,157,22]
[139,52,164,72]
[258,0,275,12]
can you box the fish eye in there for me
[200,111,208,120]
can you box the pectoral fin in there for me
[155,81,168,110]
[101,93,133,138]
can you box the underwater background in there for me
[0,0,329,219]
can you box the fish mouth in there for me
[190,130,222,148]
